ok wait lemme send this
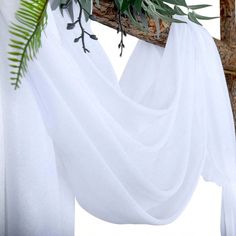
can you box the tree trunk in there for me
[220,0,236,127]
[92,0,236,127]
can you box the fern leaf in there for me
[8,0,49,89]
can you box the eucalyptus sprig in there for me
[118,0,218,29]
[113,0,217,56]
[63,0,98,53]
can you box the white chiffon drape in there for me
[1,2,236,236]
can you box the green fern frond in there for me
[8,0,49,89]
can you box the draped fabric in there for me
[1,1,236,236]
[0,2,75,236]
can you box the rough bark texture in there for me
[220,0,236,127]
[93,0,236,127]
[220,0,236,43]
[92,0,169,47]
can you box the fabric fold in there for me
[0,3,75,236]
[1,2,236,236]
[221,183,236,235]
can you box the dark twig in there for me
[65,0,98,53]
[117,10,126,57]
[75,0,90,52]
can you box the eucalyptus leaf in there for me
[80,0,92,21]
[162,3,176,15]
[67,0,75,22]
[134,0,143,13]
[194,13,219,20]
[115,0,124,9]
[188,11,202,25]
[121,0,130,12]
[140,11,149,31]
[188,4,211,10]
[126,7,144,30]
[174,5,186,15]
[50,0,60,10]
[162,0,187,7]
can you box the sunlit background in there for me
[75,1,221,235]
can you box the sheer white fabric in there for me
[0,2,75,236]
[0,2,236,236]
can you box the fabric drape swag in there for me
[0,1,236,236]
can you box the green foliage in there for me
[51,0,93,22]
[51,0,75,21]
[8,0,49,89]
[8,0,217,89]
[116,0,218,29]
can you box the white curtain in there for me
[0,2,75,236]
[0,2,236,236]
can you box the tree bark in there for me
[92,0,169,47]
[220,0,236,127]
[93,0,236,127]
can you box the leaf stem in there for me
[117,10,126,57]
[13,0,49,89]
[72,0,98,53]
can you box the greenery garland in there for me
[8,0,217,89]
